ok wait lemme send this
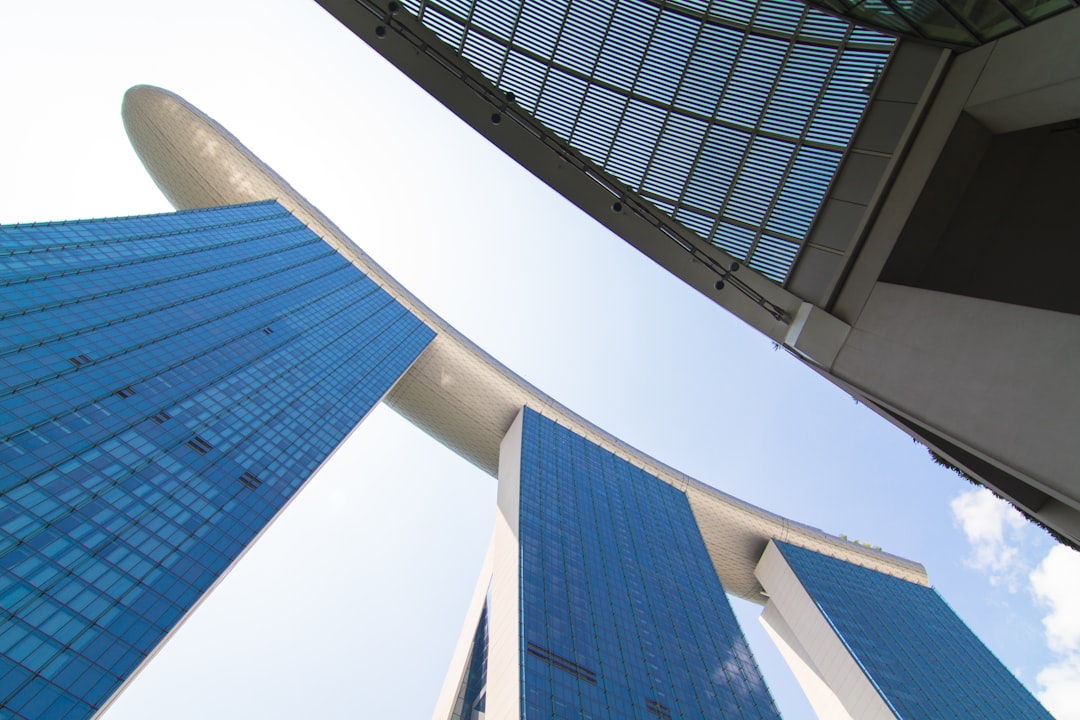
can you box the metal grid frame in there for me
[807,0,1078,47]
[399,0,894,283]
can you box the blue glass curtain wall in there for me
[516,408,780,719]
[0,202,434,718]
[776,541,1053,719]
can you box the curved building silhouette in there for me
[0,86,1052,719]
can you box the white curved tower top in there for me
[121,85,927,601]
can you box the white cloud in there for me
[1031,545,1080,654]
[1035,654,1080,720]
[1030,543,1080,717]
[950,489,1080,716]
[950,487,1028,588]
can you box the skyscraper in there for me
[314,0,1080,546]
[757,541,1053,719]
[439,408,784,720]
[0,201,434,716]
[0,85,1052,718]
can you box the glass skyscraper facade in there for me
[773,541,1054,720]
[514,408,778,719]
[0,201,434,718]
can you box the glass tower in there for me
[757,540,1054,720]
[0,201,434,718]
[463,407,780,719]
[517,409,779,719]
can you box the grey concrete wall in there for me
[833,282,1080,515]
[964,7,1080,133]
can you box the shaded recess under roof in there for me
[881,113,1080,316]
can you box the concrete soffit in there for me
[789,40,953,325]
[799,360,1080,548]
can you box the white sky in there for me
[0,1,1073,718]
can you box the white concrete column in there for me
[755,541,896,720]
[432,540,493,720]
[963,7,1080,133]
[485,408,526,720]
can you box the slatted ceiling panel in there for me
[612,101,667,181]
[553,7,608,74]
[460,31,497,78]
[714,222,756,261]
[682,128,746,210]
[472,0,516,38]
[676,26,736,116]
[501,52,545,109]
[727,136,792,225]
[594,19,653,87]
[648,11,699,73]
[649,197,676,217]
[769,147,841,239]
[718,35,785,126]
[620,98,668,145]
[801,8,856,39]
[808,51,878,145]
[405,0,894,283]
[648,114,709,193]
[673,208,714,238]
[762,44,834,134]
[642,167,683,202]
[516,2,564,57]
[572,86,625,160]
[434,0,470,15]
[572,120,614,163]
[712,0,757,23]
[755,0,805,32]
[749,236,800,282]
[536,73,586,137]
[421,5,466,46]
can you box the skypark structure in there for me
[0,87,1051,719]
[314,0,1080,546]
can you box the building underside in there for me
[313,0,1080,547]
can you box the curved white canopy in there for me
[122,84,926,601]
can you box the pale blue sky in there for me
[1,1,1075,718]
